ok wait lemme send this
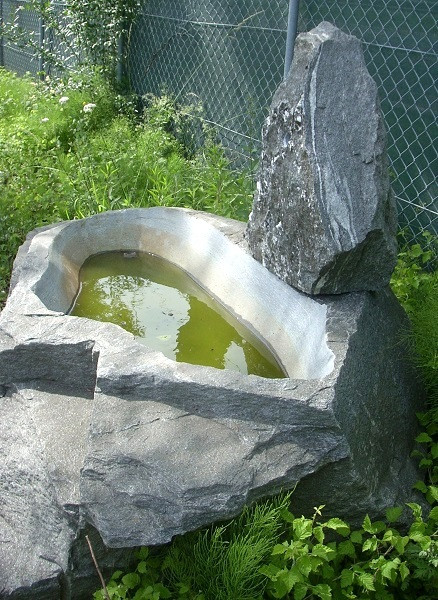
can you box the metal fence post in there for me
[116,31,124,84]
[284,0,300,80]
[0,0,4,67]
[38,13,44,78]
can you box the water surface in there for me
[70,251,285,378]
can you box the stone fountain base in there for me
[0,208,423,599]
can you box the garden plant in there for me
[0,64,436,599]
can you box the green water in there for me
[70,251,286,378]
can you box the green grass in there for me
[391,233,438,409]
[0,67,253,308]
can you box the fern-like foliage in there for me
[163,493,292,600]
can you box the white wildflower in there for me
[59,96,69,105]
[83,103,96,113]
[41,117,49,123]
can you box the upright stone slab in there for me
[246,22,398,295]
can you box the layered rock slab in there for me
[246,22,398,294]
[0,208,422,598]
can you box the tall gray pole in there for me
[284,0,300,80]
[0,0,4,67]
[38,15,45,79]
[116,33,124,85]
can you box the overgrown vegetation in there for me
[0,67,252,308]
[0,0,141,79]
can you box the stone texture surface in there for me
[0,208,422,599]
[246,22,398,294]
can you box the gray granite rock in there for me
[246,22,398,295]
[0,208,422,598]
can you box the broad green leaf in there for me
[413,480,428,493]
[380,559,399,580]
[154,583,171,598]
[399,562,410,581]
[280,508,295,523]
[313,525,324,543]
[431,443,438,459]
[409,520,426,538]
[296,555,313,577]
[136,561,147,574]
[293,517,313,541]
[122,572,141,589]
[410,245,422,257]
[350,530,363,544]
[312,544,336,561]
[362,536,378,552]
[283,567,304,591]
[428,486,438,502]
[410,449,425,459]
[259,563,281,580]
[385,506,403,523]
[406,502,423,519]
[370,520,386,534]
[340,569,354,588]
[362,515,373,533]
[429,506,438,522]
[358,572,375,591]
[415,432,433,443]
[338,540,356,557]
[322,563,335,580]
[272,543,288,555]
[313,583,332,600]
[270,576,293,599]
[418,534,431,551]
[294,583,308,600]
[324,518,350,537]
[382,530,394,543]
[110,571,124,581]
[136,547,149,560]
[393,535,409,554]
[419,458,433,468]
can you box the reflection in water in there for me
[70,251,285,378]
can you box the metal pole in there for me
[284,0,301,80]
[38,14,45,79]
[0,0,4,67]
[116,32,124,85]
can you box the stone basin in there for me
[6,207,334,380]
[0,207,422,598]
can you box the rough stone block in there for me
[0,208,422,598]
[246,22,398,294]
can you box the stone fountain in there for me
[0,23,423,599]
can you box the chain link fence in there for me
[1,0,41,76]
[298,0,437,240]
[1,0,436,239]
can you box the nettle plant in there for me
[0,0,141,77]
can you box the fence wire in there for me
[2,0,41,76]
[1,0,437,240]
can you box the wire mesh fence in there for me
[0,0,436,239]
[1,0,41,76]
[298,0,437,240]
